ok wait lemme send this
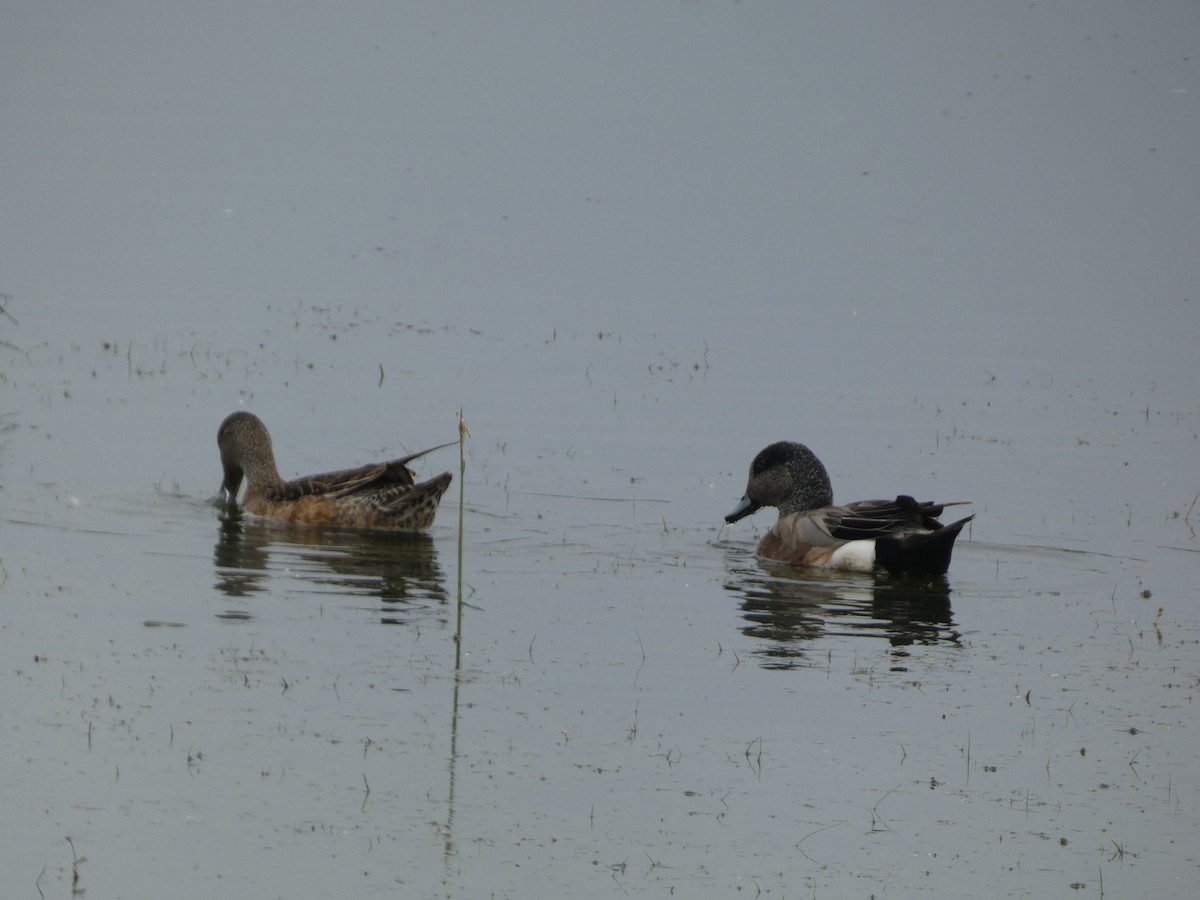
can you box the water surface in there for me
[2,2,1198,898]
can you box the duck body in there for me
[726,441,971,576]
[217,411,452,531]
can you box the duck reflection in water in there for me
[724,548,959,671]
[213,509,448,624]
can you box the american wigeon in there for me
[726,441,972,575]
[216,411,453,531]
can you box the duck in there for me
[725,441,972,575]
[216,411,453,531]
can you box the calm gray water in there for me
[3,2,1197,898]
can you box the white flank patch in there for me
[828,541,876,572]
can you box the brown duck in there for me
[217,411,453,531]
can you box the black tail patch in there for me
[875,515,973,576]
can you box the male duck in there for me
[725,441,972,575]
[216,411,453,531]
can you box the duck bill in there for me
[214,461,244,507]
[725,494,760,524]
[211,484,235,507]
[213,469,242,507]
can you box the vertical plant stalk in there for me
[454,411,469,658]
[445,412,470,866]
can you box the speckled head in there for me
[217,411,282,502]
[726,441,834,522]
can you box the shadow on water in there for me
[721,544,961,670]
[212,511,448,621]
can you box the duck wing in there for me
[825,495,963,540]
[270,441,456,502]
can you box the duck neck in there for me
[778,483,833,516]
[243,453,284,492]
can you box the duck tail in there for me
[876,515,974,576]
[394,440,459,467]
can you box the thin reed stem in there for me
[455,412,469,656]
